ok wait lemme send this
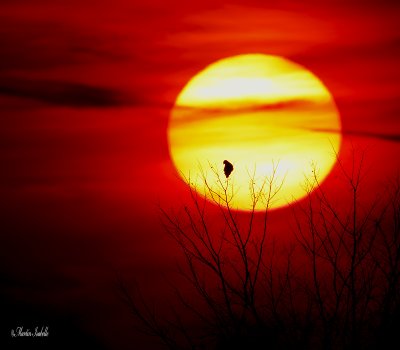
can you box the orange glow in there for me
[168,54,342,211]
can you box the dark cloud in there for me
[0,77,129,107]
[172,100,323,126]
[342,130,400,143]
[310,127,400,143]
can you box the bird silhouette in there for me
[223,160,234,178]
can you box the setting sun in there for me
[168,54,342,211]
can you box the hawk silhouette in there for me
[223,160,234,178]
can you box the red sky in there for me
[1,0,400,348]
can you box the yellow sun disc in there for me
[168,54,342,211]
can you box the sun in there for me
[168,54,341,211]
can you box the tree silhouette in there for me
[293,150,400,349]
[119,154,400,350]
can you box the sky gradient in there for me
[1,0,400,348]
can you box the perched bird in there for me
[223,160,234,178]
